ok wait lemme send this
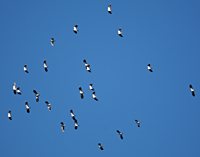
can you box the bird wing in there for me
[45,101,49,105]
[192,91,195,96]
[44,60,46,64]
[117,130,120,133]
[120,134,123,139]
[119,28,122,31]
[189,84,193,88]
[33,90,37,94]
[83,59,87,64]
[148,64,150,66]
[81,94,84,99]
[36,96,39,102]
[24,65,27,68]
[75,25,78,28]
[79,87,82,91]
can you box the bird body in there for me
[98,143,104,150]
[50,38,55,46]
[43,60,48,72]
[33,90,40,102]
[79,87,84,99]
[117,130,123,139]
[16,87,22,95]
[73,25,78,34]
[118,28,123,37]
[8,110,12,120]
[92,91,98,101]
[25,101,31,113]
[61,122,66,132]
[23,65,29,73]
[13,82,17,94]
[89,83,94,90]
[147,64,153,72]
[135,120,140,128]
[45,101,52,111]
[189,84,195,96]
[107,4,112,14]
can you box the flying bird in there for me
[25,101,31,113]
[89,83,94,90]
[8,110,12,120]
[79,87,84,99]
[61,122,66,132]
[70,109,76,119]
[45,101,52,111]
[118,28,123,37]
[135,120,140,128]
[147,64,153,72]
[73,25,79,34]
[189,84,195,97]
[13,82,17,94]
[117,130,123,139]
[98,143,104,150]
[92,91,98,101]
[43,60,48,72]
[83,59,91,72]
[50,38,55,46]
[16,87,22,95]
[33,90,40,102]
[23,65,29,73]
[74,119,79,130]
[107,4,112,14]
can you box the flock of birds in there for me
[7,4,196,151]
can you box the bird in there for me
[74,119,79,130]
[89,83,94,90]
[92,91,98,101]
[73,25,79,34]
[23,65,29,73]
[16,87,22,95]
[43,60,48,72]
[61,122,66,132]
[147,64,153,72]
[135,120,140,128]
[70,109,76,118]
[50,38,55,46]
[13,82,17,94]
[118,28,123,37]
[116,130,123,139]
[107,4,112,14]
[189,84,195,97]
[79,87,84,99]
[33,90,40,102]
[8,110,12,120]
[83,59,91,72]
[86,65,91,73]
[25,101,31,113]
[45,101,52,111]
[98,143,104,150]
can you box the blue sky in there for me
[0,0,200,156]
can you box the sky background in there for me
[0,0,200,156]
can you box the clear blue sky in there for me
[0,0,200,156]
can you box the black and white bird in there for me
[118,28,123,37]
[43,60,48,72]
[13,82,17,94]
[74,119,79,130]
[33,90,40,102]
[45,101,52,111]
[70,109,76,119]
[147,64,153,72]
[107,4,112,14]
[61,122,66,132]
[189,84,195,97]
[89,83,94,90]
[73,25,79,34]
[25,101,31,113]
[8,110,12,120]
[135,120,140,128]
[116,130,123,139]
[16,87,22,95]
[50,38,55,46]
[79,87,84,99]
[23,65,29,73]
[92,91,98,101]
[98,143,104,150]
[83,59,91,72]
